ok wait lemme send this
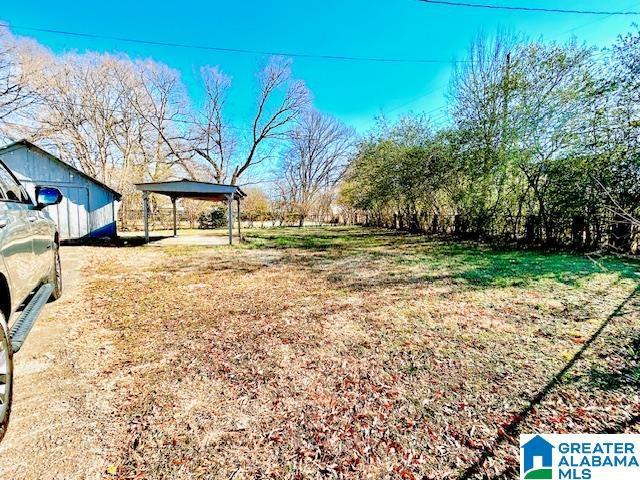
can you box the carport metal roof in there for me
[135,180,245,201]
[135,180,246,244]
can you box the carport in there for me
[135,180,246,245]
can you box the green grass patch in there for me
[244,226,639,289]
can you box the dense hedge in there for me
[341,32,640,252]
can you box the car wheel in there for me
[0,313,13,442]
[50,245,62,301]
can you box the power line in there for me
[0,100,261,138]
[548,0,640,40]
[385,80,451,115]
[549,15,616,41]
[418,0,640,15]
[22,96,256,132]
[0,23,464,65]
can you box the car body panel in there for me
[29,206,56,284]
[0,159,61,320]
[0,202,36,312]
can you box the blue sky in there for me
[3,0,640,134]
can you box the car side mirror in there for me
[35,186,63,209]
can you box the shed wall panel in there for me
[0,145,119,240]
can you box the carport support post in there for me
[227,194,233,245]
[143,191,149,244]
[237,198,241,241]
[171,196,177,237]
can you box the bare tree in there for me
[189,58,309,186]
[282,110,354,226]
[242,187,270,227]
[23,51,195,228]
[181,198,208,229]
[34,54,124,180]
[190,67,234,183]
[596,179,640,251]
[230,58,310,184]
[0,32,34,121]
[0,31,42,137]
[127,60,194,180]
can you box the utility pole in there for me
[501,51,511,150]
[227,194,233,245]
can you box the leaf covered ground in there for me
[33,228,640,478]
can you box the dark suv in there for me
[0,159,63,440]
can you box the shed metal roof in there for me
[135,180,246,201]
[0,139,123,200]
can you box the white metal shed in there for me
[0,139,122,240]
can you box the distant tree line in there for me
[3,25,639,248]
[0,28,326,230]
[341,31,640,252]
[0,27,355,231]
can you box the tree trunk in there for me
[571,215,585,249]
[431,214,439,234]
[610,214,631,251]
[525,215,539,244]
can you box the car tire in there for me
[50,245,62,301]
[0,313,13,442]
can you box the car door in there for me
[29,196,56,280]
[0,163,36,309]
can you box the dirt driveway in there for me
[0,246,120,479]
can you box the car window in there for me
[0,164,29,203]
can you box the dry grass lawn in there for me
[6,227,640,479]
